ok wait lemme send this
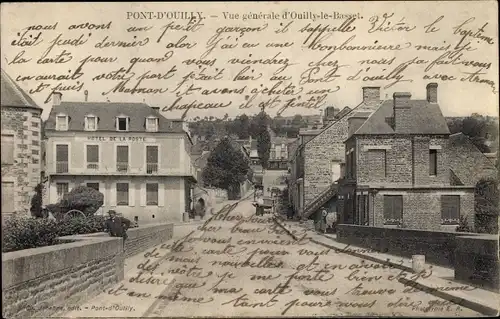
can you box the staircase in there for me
[302,182,339,219]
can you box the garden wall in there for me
[2,223,173,318]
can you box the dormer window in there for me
[116,116,129,132]
[146,117,158,132]
[56,114,69,131]
[85,115,98,131]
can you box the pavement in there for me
[273,215,500,316]
[60,191,490,318]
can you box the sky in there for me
[1,1,498,121]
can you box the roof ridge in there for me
[352,99,391,136]
[302,102,365,148]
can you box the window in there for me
[146,146,158,173]
[441,195,460,224]
[86,145,99,169]
[86,183,99,191]
[116,183,129,206]
[116,117,129,131]
[146,183,159,206]
[56,144,69,173]
[56,183,69,201]
[429,149,437,176]
[1,182,14,213]
[116,146,129,172]
[146,117,158,132]
[368,150,387,178]
[383,195,403,225]
[85,116,97,131]
[1,135,14,164]
[56,114,68,131]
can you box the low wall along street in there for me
[336,224,500,291]
[1,223,174,318]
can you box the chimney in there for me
[362,87,380,104]
[426,83,438,103]
[393,92,412,131]
[52,91,62,106]
[84,90,88,102]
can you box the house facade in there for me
[1,69,43,217]
[287,87,381,219]
[339,83,477,231]
[44,92,196,224]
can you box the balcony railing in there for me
[146,163,158,174]
[56,161,68,173]
[87,163,99,170]
[116,162,129,172]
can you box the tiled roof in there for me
[45,101,183,133]
[1,69,41,109]
[448,132,497,186]
[354,100,450,135]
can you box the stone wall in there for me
[304,116,349,206]
[336,224,480,267]
[2,223,173,318]
[372,188,475,231]
[1,106,42,216]
[356,135,449,187]
[455,234,499,292]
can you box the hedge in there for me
[2,215,106,253]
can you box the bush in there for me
[2,216,59,253]
[2,215,109,252]
[30,183,43,218]
[474,177,499,234]
[63,186,104,217]
[456,215,474,233]
[57,216,106,237]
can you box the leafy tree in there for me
[201,138,250,190]
[30,183,44,218]
[254,112,271,169]
[447,116,492,153]
[233,114,250,139]
[291,114,306,128]
[474,177,499,234]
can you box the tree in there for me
[202,138,250,190]
[30,183,44,218]
[447,116,491,153]
[233,114,250,139]
[474,177,499,234]
[291,114,306,128]
[254,111,271,169]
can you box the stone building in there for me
[288,87,381,219]
[44,92,197,224]
[339,83,479,231]
[1,68,43,216]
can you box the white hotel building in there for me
[44,92,197,223]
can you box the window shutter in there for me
[110,183,116,206]
[140,183,146,207]
[394,196,403,220]
[158,182,165,207]
[129,183,135,207]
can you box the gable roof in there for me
[303,102,380,148]
[45,101,184,133]
[1,69,41,110]
[354,100,450,135]
[448,132,497,186]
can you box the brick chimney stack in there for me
[52,92,62,106]
[393,92,412,131]
[426,83,438,103]
[362,87,380,104]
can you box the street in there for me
[64,198,481,317]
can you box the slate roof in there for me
[1,68,41,110]
[448,132,497,186]
[45,101,184,133]
[354,100,450,135]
